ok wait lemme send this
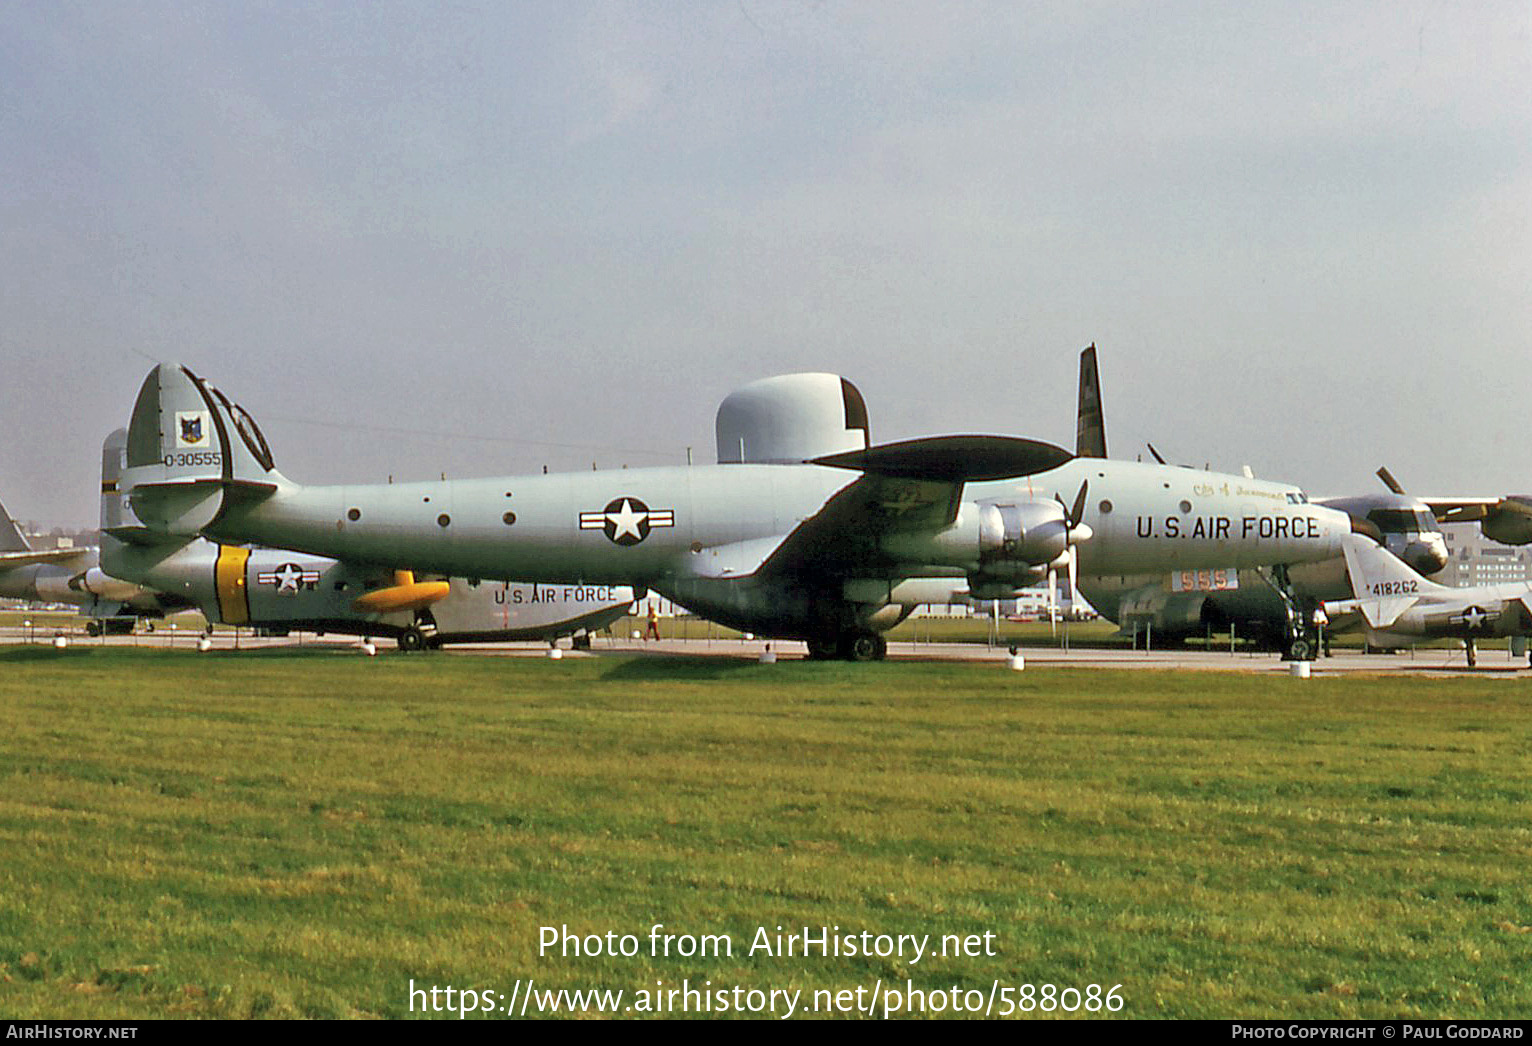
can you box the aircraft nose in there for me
[1405,534,1449,576]
[1315,504,1357,555]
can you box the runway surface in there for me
[3,625,1528,676]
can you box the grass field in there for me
[0,646,1528,1019]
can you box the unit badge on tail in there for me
[579,497,675,546]
[176,410,211,448]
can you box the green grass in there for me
[0,647,1528,1019]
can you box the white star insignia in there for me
[606,499,647,541]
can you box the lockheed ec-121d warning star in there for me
[119,363,1358,660]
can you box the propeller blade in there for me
[1376,466,1406,495]
[1068,480,1089,529]
[1146,442,1167,465]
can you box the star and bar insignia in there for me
[257,562,322,594]
[1456,605,1494,632]
[579,497,675,546]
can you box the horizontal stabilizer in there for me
[1358,596,1418,630]
[127,477,278,538]
[102,525,195,549]
[814,435,1072,482]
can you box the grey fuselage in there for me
[195,458,1351,640]
[1079,492,1447,641]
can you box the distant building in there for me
[1439,523,1532,587]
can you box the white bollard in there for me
[1008,653,1025,671]
[547,647,564,660]
[52,635,68,650]
[1289,661,1311,678]
[758,644,776,664]
[360,641,377,657]
[197,637,213,653]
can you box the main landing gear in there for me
[397,612,439,653]
[1262,564,1319,662]
[807,629,888,662]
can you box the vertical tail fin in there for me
[1075,343,1108,458]
[100,428,130,532]
[1341,532,1443,629]
[122,363,284,536]
[1342,532,1449,598]
[0,499,32,553]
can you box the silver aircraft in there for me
[1331,532,1532,668]
[119,363,1357,660]
[95,429,633,648]
[0,499,167,626]
[1070,347,1453,656]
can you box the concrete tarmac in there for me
[4,625,1528,676]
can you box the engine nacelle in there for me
[1483,496,1532,546]
[972,498,1069,585]
[878,497,1070,585]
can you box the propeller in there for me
[1376,466,1406,495]
[1053,480,1092,618]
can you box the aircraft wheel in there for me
[1286,637,1312,662]
[398,627,427,653]
[840,630,881,663]
[571,633,591,650]
[85,620,102,638]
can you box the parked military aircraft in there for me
[1069,347,1454,656]
[119,363,1357,660]
[0,496,169,625]
[1374,469,1532,547]
[96,430,633,648]
[1332,532,1532,668]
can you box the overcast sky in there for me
[3,1,1528,529]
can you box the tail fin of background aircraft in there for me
[1341,532,1443,629]
[1342,532,1451,598]
[122,363,285,536]
[1075,344,1108,458]
[0,498,33,553]
[100,428,130,532]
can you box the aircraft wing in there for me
[1422,497,1502,523]
[752,435,1073,578]
[1420,495,1532,545]
[0,548,92,570]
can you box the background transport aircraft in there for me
[1332,533,1532,668]
[119,362,1357,660]
[96,430,633,648]
[1374,470,1532,547]
[1069,347,1483,657]
[0,497,169,627]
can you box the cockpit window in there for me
[1285,492,1309,505]
[1367,508,1423,535]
